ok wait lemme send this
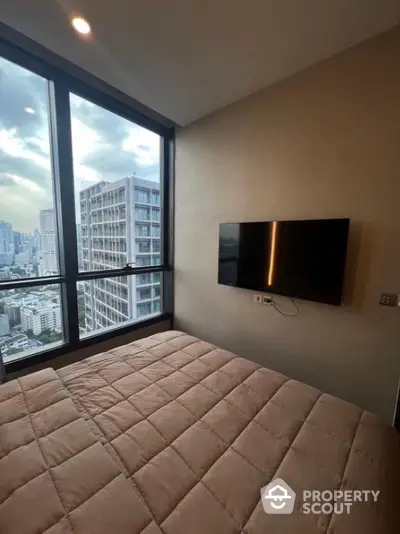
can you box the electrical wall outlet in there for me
[379,293,398,307]
[254,294,262,304]
[262,295,273,305]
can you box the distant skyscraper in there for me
[0,220,14,255]
[80,176,161,332]
[14,231,22,253]
[32,229,40,251]
[4,303,21,326]
[39,210,58,276]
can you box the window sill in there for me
[4,312,172,374]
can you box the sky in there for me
[0,56,160,233]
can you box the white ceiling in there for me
[1,0,399,126]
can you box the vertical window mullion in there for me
[162,135,174,315]
[48,80,80,346]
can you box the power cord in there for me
[271,296,300,317]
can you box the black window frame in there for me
[0,23,175,373]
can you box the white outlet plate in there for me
[262,295,273,305]
[254,294,262,304]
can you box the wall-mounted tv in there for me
[218,218,350,305]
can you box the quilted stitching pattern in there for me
[57,331,400,533]
[0,369,157,534]
[1,331,399,533]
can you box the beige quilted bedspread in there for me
[0,330,399,534]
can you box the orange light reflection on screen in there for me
[268,221,278,286]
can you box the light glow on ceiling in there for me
[71,17,91,36]
[24,107,35,114]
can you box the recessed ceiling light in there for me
[24,107,35,114]
[71,17,91,35]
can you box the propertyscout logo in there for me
[261,479,380,515]
[261,479,295,514]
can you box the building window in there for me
[137,302,152,317]
[0,49,171,368]
[136,256,151,267]
[151,225,160,237]
[137,287,152,301]
[136,224,150,237]
[152,208,160,222]
[135,207,150,221]
[135,189,150,203]
[137,241,150,253]
[137,274,151,285]
[151,224,160,237]
[153,285,160,298]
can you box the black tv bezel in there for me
[217,217,350,306]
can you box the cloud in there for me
[0,57,161,232]
[0,57,49,153]
[0,151,50,186]
[71,93,160,183]
[0,174,15,187]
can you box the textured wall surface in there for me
[175,28,400,423]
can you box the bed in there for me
[0,330,399,534]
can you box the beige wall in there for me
[175,27,400,423]
[7,319,172,380]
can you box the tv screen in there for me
[218,218,350,305]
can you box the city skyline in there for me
[0,56,161,232]
[0,56,163,364]
[0,174,162,362]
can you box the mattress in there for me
[0,330,399,534]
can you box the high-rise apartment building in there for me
[39,210,58,276]
[0,220,14,266]
[20,304,61,336]
[0,220,14,253]
[14,231,22,253]
[80,176,161,333]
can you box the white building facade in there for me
[79,176,161,333]
[21,305,61,335]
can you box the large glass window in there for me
[0,50,171,368]
[70,93,161,273]
[77,273,160,338]
[0,58,60,281]
[0,284,64,363]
